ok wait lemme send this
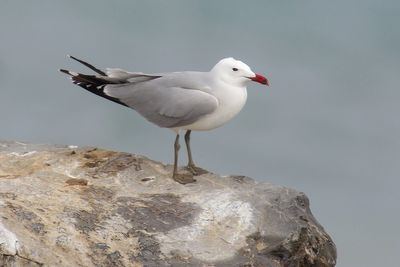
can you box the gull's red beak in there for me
[250,73,269,86]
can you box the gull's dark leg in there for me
[173,134,180,178]
[184,130,195,167]
[172,133,196,184]
[184,130,208,176]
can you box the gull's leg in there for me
[184,130,208,176]
[185,130,195,168]
[173,134,180,179]
[172,133,196,184]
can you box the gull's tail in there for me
[59,55,128,107]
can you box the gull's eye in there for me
[232,68,238,71]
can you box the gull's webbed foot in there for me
[172,172,196,184]
[186,164,208,176]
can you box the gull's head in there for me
[211,57,269,87]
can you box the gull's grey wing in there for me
[61,56,217,128]
[104,82,218,128]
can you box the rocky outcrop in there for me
[0,141,336,267]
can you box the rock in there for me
[0,141,336,267]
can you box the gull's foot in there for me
[186,165,208,176]
[172,173,196,184]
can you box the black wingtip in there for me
[68,55,79,61]
[68,55,107,76]
[59,69,71,75]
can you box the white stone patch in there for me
[68,145,78,149]
[52,160,81,179]
[157,191,256,262]
[0,220,19,255]
[9,151,37,157]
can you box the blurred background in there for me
[1,1,399,266]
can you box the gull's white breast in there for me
[179,85,248,131]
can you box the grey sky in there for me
[1,1,399,266]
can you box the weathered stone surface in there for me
[0,141,336,267]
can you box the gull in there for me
[60,56,269,184]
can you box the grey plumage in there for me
[61,57,218,128]
[104,73,218,128]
